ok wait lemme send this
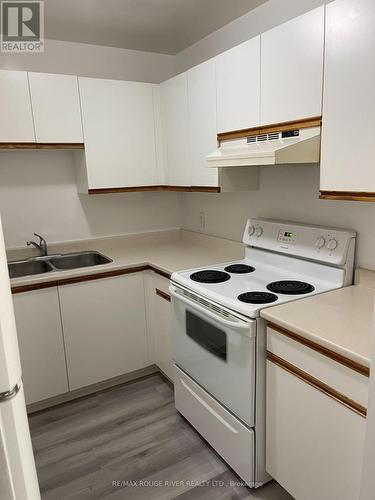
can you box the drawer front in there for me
[267,358,366,500]
[174,365,254,485]
[267,325,369,408]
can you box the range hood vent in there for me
[207,123,321,168]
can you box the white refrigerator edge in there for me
[0,217,40,499]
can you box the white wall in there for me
[182,166,375,270]
[0,39,179,249]
[0,38,175,83]
[0,152,181,248]
[175,0,332,72]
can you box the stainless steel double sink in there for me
[8,251,113,279]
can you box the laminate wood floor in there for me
[29,374,293,500]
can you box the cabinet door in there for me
[12,288,69,404]
[160,73,191,186]
[215,36,260,133]
[79,77,158,189]
[267,358,366,500]
[148,274,173,381]
[28,72,83,143]
[260,7,324,125]
[59,274,148,390]
[0,70,35,143]
[187,59,219,187]
[320,0,375,193]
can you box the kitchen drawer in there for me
[174,365,254,485]
[267,325,369,408]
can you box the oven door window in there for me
[186,310,227,361]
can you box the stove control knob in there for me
[248,225,255,236]
[315,236,326,249]
[327,238,338,251]
[255,226,263,238]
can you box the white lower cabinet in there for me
[12,288,69,404]
[58,273,149,390]
[266,326,367,500]
[145,273,174,381]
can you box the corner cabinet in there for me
[12,288,69,404]
[320,0,375,201]
[260,6,324,125]
[160,64,258,192]
[28,72,83,143]
[77,77,160,193]
[0,70,35,143]
[145,273,174,381]
[187,59,219,188]
[160,73,191,187]
[215,36,260,133]
[58,273,149,390]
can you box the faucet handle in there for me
[27,233,48,256]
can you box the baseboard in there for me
[27,364,159,414]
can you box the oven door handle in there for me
[169,286,254,335]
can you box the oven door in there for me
[170,284,256,427]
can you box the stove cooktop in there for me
[172,255,344,318]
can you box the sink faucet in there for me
[27,233,48,256]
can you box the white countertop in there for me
[10,231,374,369]
[261,282,375,369]
[8,229,244,288]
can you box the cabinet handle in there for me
[267,351,367,418]
[155,288,171,302]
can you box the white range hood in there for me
[206,126,321,167]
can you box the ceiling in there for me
[44,0,268,55]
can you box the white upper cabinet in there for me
[187,59,219,187]
[160,72,191,186]
[320,0,375,195]
[28,72,83,143]
[0,70,35,143]
[78,77,158,190]
[260,7,324,125]
[215,36,261,133]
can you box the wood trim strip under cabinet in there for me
[88,186,220,194]
[217,116,322,142]
[267,321,370,377]
[11,264,171,294]
[155,288,171,302]
[267,351,367,418]
[0,143,84,150]
[320,191,375,202]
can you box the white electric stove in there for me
[172,218,356,318]
[170,219,356,488]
